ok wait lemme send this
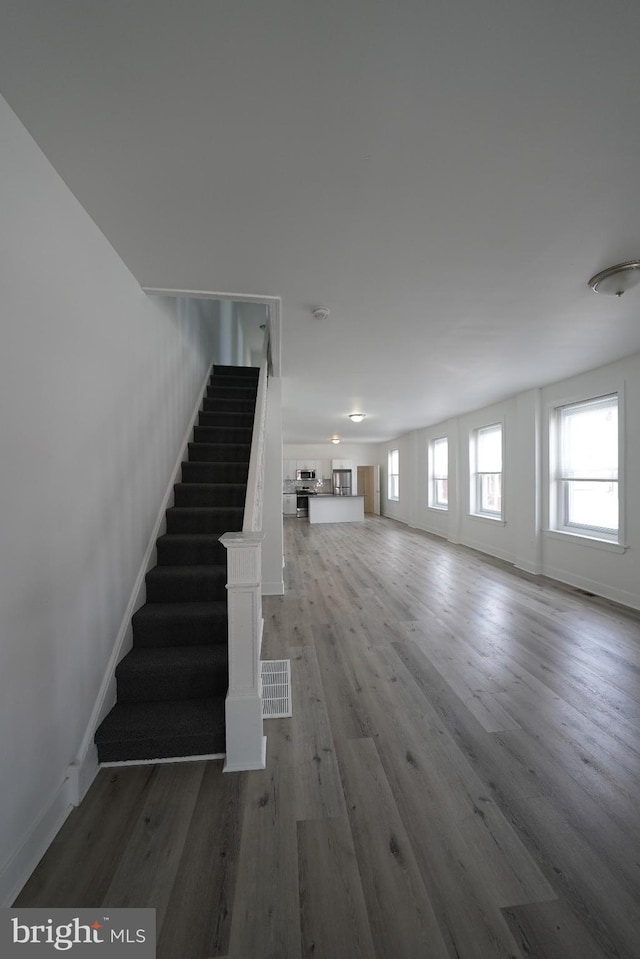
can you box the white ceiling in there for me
[2,0,640,443]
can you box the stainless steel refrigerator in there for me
[332,469,352,496]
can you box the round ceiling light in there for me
[588,260,640,296]
[312,307,330,321]
[349,413,365,423]
[331,436,341,444]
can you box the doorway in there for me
[357,465,381,515]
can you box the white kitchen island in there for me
[308,494,365,524]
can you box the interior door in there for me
[372,465,380,515]
[358,466,381,515]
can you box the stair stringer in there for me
[66,356,217,806]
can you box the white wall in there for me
[0,96,217,904]
[540,358,640,609]
[377,351,640,611]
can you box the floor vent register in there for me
[261,659,292,718]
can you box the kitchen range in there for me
[295,486,316,517]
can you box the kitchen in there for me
[283,457,379,523]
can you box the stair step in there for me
[94,698,226,763]
[156,533,227,566]
[181,461,249,484]
[193,425,253,445]
[206,385,257,401]
[132,602,227,647]
[202,397,256,414]
[174,482,246,508]
[209,374,258,389]
[198,410,254,429]
[146,565,227,603]
[166,506,244,534]
[212,365,260,379]
[187,442,250,464]
[116,645,228,703]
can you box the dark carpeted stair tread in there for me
[181,461,249,483]
[132,601,227,647]
[198,410,254,428]
[145,564,228,603]
[209,375,258,388]
[212,365,259,378]
[116,645,228,703]
[166,506,244,534]
[156,533,227,566]
[187,442,251,463]
[193,425,253,445]
[202,397,256,413]
[173,482,247,508]
[94,698,226,762]
[206,386,257,401]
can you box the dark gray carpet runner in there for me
[94,365,259,762]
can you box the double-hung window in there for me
[429,437,448,509]
[388,449,399,501]
[552,393,619,541]
[472,423,503,518]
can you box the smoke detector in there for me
[312,307,330,321]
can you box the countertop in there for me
[284,492,364,498]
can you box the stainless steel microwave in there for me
[296,469,316,480]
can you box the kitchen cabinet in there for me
[283,493,297,516]
[283,459,297,480]
[297,459,319,473]
[331,458,353,472]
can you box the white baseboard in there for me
[66,744,99,807]
[460,535,516,566]
[224,736,267,773]
[262,579,284,595]
[514,558,543,575]
[101,753,225,768]
[543,563,640,611]
[0,776,73,907]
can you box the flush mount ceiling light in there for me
[349,413,365,423]
[588,260,640,297]
[331,436,341,444]
[312,307,330,321]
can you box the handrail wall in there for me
[220,341,269,772]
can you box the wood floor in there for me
[15,516,640,958]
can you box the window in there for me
[429,437,448,509]
[552,393,619,541]
[471,423,502,518]
[388,449,399,501]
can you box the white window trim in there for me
[546,385,626,549]
[388,448,399,502]
[545,529,626,553]
[470,420,504,521]
[428,436,449,511]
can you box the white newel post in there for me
[220,530,267,772]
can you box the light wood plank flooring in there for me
[15,516,640,958]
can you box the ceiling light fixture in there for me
[331,436,341,444]
[588,260,640,297]
[349,413,365,423]
[312,307,330,321]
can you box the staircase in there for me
[94,364,260,763]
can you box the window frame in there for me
[388,448,399,501]
[428,436,449,510]
[470,422,504,520]
[549,391,622,545]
